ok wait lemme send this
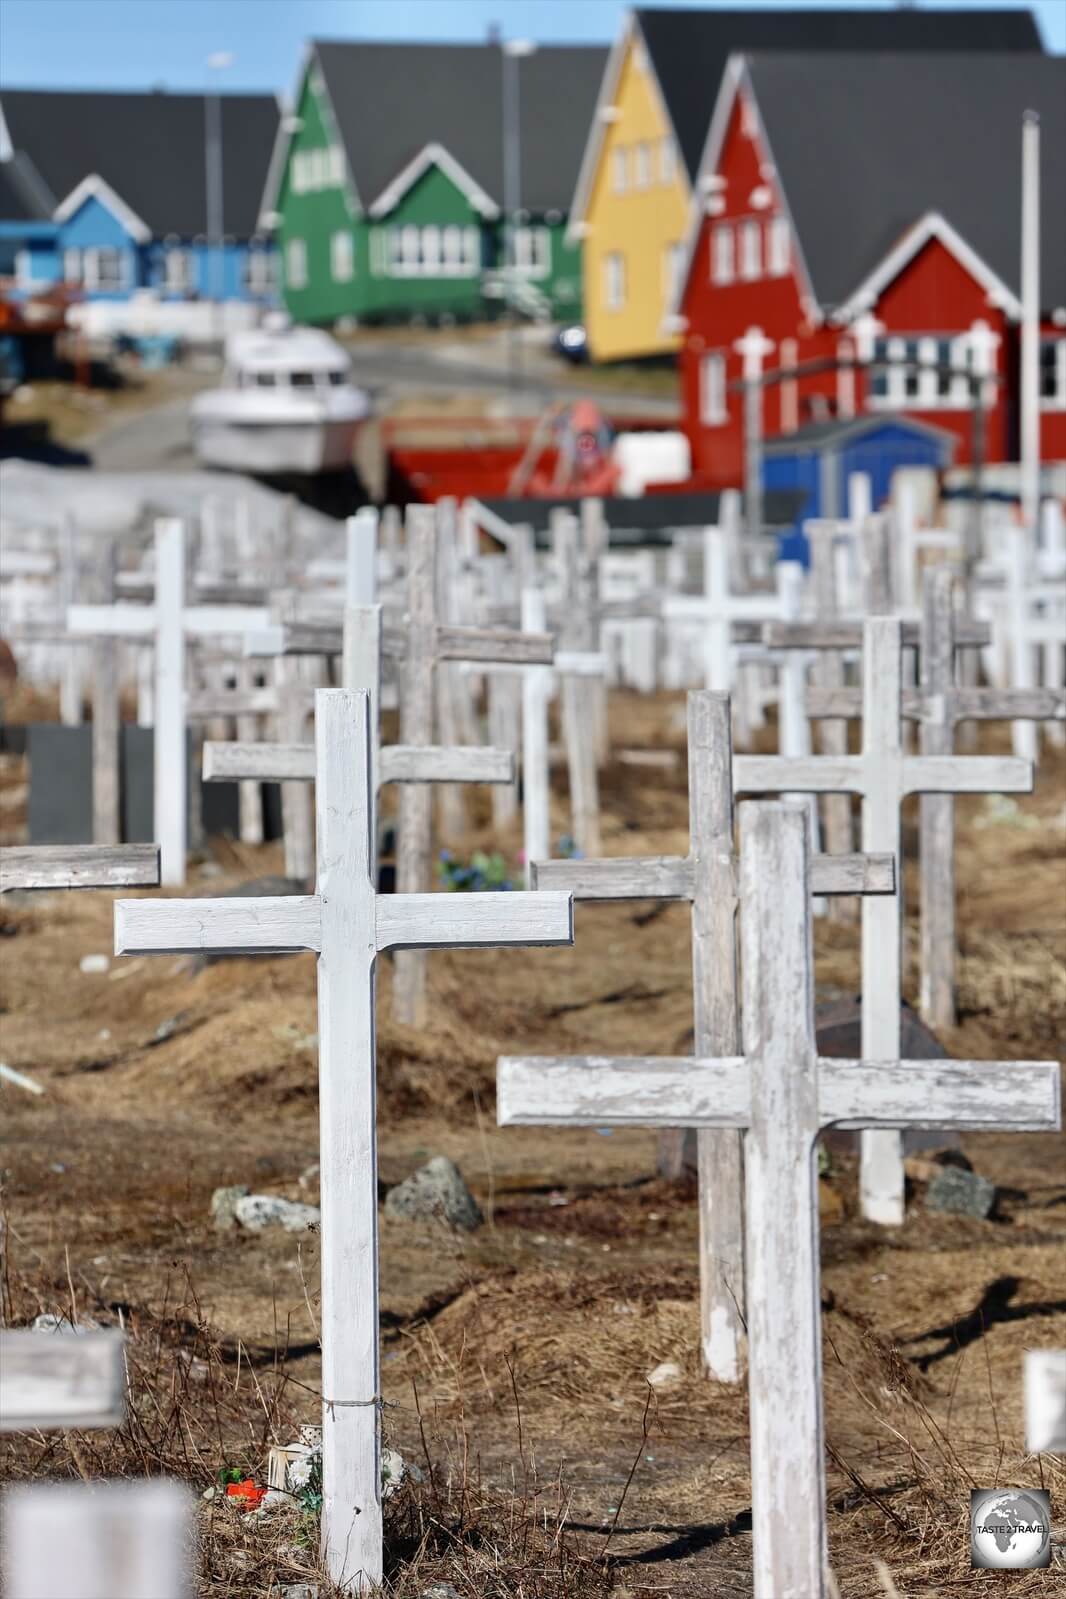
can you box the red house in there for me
[671,51,1066,489]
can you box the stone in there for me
[211,1184,250,1231]
[383,1156,483,1232]
[234,1194,321,1234]
[925,1166,997,1220]
[79,953,110,975]
[904,1149,974,1185]
[279,1584,318,1599]
[298,1160,320,1191]
[421,1586,460,1599]
[646,1360,682,1389]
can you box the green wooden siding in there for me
[275,55,585,326]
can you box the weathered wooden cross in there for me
[532,692,894,1383]
[746,615,1032,1224]
[114,688,573,1593]
[500,800,1060,1598]
[806,566,1065,1030]
[67,520,269,884]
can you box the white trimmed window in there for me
[330,230,354,282]
[462,225,480,273]
[739,219,761,281]
[699,352,727,426]
[1040,338,1066,409]
[611,145,628,194]
[286,236,308,290]
[604,250,626,311]
[291,151,307,195]
[327,145,346,186]
[421,225,441,272]
[663,240,684,302]
[514,225,550,276]
[869,333,976,409]
[63,247,82,283]
[163,247,195,292]
[386,224,479,277]
[634,141,652,190]
[767,216,790,277]
[711,223,734,285]
[442,225,463,271]
[243,250,275,295]
[659,137,676,184]
[84,247,126,291]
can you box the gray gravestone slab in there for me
[27,724,93,844]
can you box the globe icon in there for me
[972,1491,1050,1569]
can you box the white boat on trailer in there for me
[190,322,370,475]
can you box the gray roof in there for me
[0,152,53,224]
[635,7,1045,180]
[763,413,957,454]
[313,41,607,215]
[746,52,1066,313]
[0,89,280,238]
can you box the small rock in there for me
[32,1312,99,1332]
[904,1149,973,1185]
[148,1013,189,1047]
[234,1194,321,1233]
[646,1360,682,1389]
[198,860,224,879]
[926,1166,996,1219]
[384,1156,482,1232]
[280,1587,318,1599]
[299,1161,320,1191]
[79,953,109,974]
[211,1185,250,1231]
[421,1586,460,1599]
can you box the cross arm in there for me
[497,1056,1060,1133]
[764,620,990,650]
[435,624,554,666]
[531,851,894,899]
[378,746,515,785]
[243,624,343,657]
[734,756,867,795]
[203,743,314,781]
[186,686,284,718]
[0,1329,126,1431]
[901,755,1032,797]
[376,890,572,952]
[806,687,1066,723]
[115,896,321,955]
[1,844,160,893]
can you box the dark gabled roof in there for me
[746,52,1066,313]
[0,152,54,224]
[0,89,280,237]
[635,7,1044,180]
[313,41,607,215]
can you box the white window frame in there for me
[634,141,652,190]
[63,247,82,284]
[328,145,345,186]
[611,145,628,195]
[739,219,761,282]
[663,240,684,303]
[462,225,480,274]
[330,229,354,282]
[286,236,308,290]
[1040,337,1066,411]
[83,247,127,291]
[513,224,550,278]
[291,151,307,195]
[163,246,195,293]
[711,223,734,286]
[243,249,275,295]
[659,137,676,185]
[767,216,790,277]
[700,351,728,427]
[604,250,626,312]
[868,332,977,411]
[741,96,759,139]
[421,224,441,273]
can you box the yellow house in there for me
[568,6,1044,364]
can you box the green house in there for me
[258,40,605,326]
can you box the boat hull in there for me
[191,414,362,475]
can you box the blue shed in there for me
[762,414,957,563]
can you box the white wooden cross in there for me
[114,688,573,1593]
[739,615,1032,1225]
[499,800,1060,1599]
[532,691,894,1384]
[806,567,1064,1031]
[393,504,554,1024]
[67,520,269,885]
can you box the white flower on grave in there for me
[381,1447,407,1498]
[287,1456,313,1491]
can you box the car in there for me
[552,323,589,365]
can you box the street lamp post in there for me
[501,39,536,395]
[205,51,234,345]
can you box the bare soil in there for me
[1,691,1064,1596]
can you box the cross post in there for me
[738,615,1032,1224]
[533,692,894,1382]
[500,800,1059,1598]
[115,689,573,1592]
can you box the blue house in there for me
[0,88,280,305]
[0,151,56,281]
[762,415,958,562]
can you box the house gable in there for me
[583,27,689,361]
[54,174,149,244]
[368,143,498,221]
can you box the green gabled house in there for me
[258,39,606,326]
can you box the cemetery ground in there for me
[1,689,1063,1597]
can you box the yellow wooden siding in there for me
[583,36,690,362]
